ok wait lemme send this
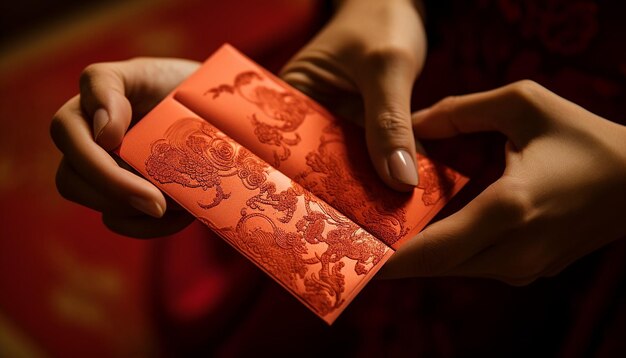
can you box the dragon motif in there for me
[205,71,313,167]
[202,71,459,248]
[145,117,386,317]
[294,131,410,247]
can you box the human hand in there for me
[280,0,427,191]
[50,58,200,238]
[380,80,626,285]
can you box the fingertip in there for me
[367,147,419,192]
[369,146,419,192]
[410,107,430,127]
[363,105,419,191]
[133,179,168,219]
[411,107,451,139]
[365,124,419,192]
[129,196,165,218]
[387,148,419,187]
[109,165,168,218]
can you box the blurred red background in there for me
[0,0,323,356]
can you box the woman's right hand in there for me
[50,58,200,238]
[380,81,626,285]
[281,0,427,191]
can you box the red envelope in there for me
[119,44,468,324]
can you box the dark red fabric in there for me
[155,1,626,356]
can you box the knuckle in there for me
[506,80,545,107]
[363,45,417,68]
[79,63,117,92]
[431,95,459,116]
[500,193,529,223]
[490,179,536,227]
[79,63,103,88]
[372,110,412,133]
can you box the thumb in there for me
[79,62,133,151]
[359,59,420,192]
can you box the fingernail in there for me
[93,108,109,142]
[388,149,419,186]
[129,196,164,218]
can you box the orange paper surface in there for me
[119,44,468,324]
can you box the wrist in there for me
[330,0,427,51]
[333,0,425,20]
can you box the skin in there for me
[380,81,626,285]
[281,0,427,190]
[51,58,200,237]
[51,0,427,236]
[50,2,626,283]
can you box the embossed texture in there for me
[119,44,468,323]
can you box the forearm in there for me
[326,0,427,61]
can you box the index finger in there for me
[50,95,166,217]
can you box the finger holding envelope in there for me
[280,0,427,192]
[50,59,200,237]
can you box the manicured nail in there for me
[388,149,419,186]
[93,108,109,142]
[129,196,164,218]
